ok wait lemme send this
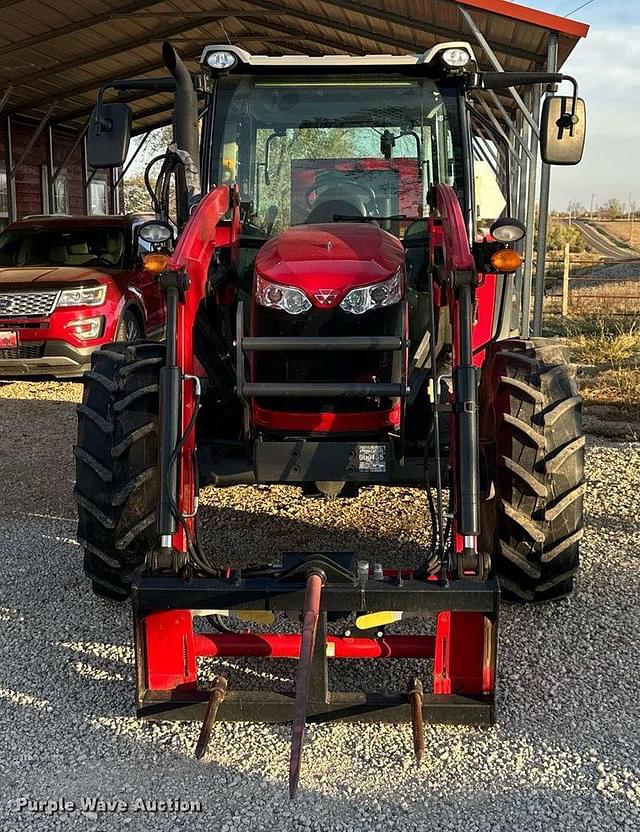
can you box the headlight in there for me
[490,217,527,243]
[65,316,104,340]
[57,285,107,308]
[255,276,312,315]
[138,221,172,244]
[340,272,401,316]
[441,48,471,68]
[204,50,238,71]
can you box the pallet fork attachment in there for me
[132,554,499,796]
[289,571,325,799]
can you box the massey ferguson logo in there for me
[314,289,337,305]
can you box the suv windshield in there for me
[0,227,126,268]
[211,74,463,238]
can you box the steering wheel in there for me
[304,172,376,211]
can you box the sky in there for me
[528,0,640,209]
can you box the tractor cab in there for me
[196,46,471,444]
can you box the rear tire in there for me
[74,342,164,599]
[479,338,585,602]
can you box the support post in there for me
[521,85,542,337]
[4,116,17,223]
[532,31,559,336]
[46,123,55,214]
[81,133,90,213]
[561,243,571,317]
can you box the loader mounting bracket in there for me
[131,561,500,727]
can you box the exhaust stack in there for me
[162,41,200,222]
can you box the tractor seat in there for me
[306,198,366,224]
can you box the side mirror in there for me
[87,103,132,168]
[540,96,586,166]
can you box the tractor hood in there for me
[254,223,404,308]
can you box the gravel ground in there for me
[0,379,639,831]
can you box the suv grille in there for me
[0,291,58,317]
[0,343,45,359]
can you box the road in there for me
[0,380,638,831]
[573,220,637,260]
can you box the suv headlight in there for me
[340,272,402,315]
[255,276,312,315]
[57,285,107,308]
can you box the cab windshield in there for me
[210,73,463,238]
[0,227,126,268]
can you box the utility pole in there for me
[590,193,595,219]
[630,202,636,246]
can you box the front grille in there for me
[0,343,45,359]
[251,305,401,414]
[0,291,58,317]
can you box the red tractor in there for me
[75,42,587,795]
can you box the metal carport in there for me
[0,0,589,333]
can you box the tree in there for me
[123,173,151,214]
[253,127,383,232]
[602,198,624,220]
[547,222,585,253]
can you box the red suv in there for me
[0,213,167,377]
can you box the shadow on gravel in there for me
[196,501,433,569]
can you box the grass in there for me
[544,316,640,424]
[593,219,640,251]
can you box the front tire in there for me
[479,338,585,602]
[74,342,163,599]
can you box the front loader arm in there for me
[428,184,484,576]
[158,185,241,560]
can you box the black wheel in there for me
[116,308,142,343]
[479,338,585,602]
[74,342,164,599]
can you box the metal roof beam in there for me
[51,119,90,182]
[244,0,438,53]
[459,7,540,137]
[10,102,57,178]
[7,12,358,116]
[0,86,13,115]
[316,0,542,64]
[0,0,164,57]
[3,14,243,89]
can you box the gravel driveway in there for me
[0,380,638,831]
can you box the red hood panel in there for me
[0,266,114,287]
[254,223,404,306]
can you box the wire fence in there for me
[542,250,640,318]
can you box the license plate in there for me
[0,331,17,348]
[357,444,387,473]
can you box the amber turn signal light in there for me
[143,253,170,274]
[490,249,523,273]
